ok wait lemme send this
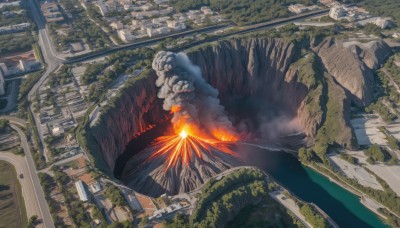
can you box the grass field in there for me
[0,160,27,228]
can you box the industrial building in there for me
[288,4,318,14]
[329,6,347,20]
[41,2,64,23]
[75,180,89,202]
[0,23,31,35]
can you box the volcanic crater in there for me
[83,37,391,197]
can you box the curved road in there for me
[0,115,27,128]
[0,152,43,226]
[6,124,54,228]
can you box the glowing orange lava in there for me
[179,130,188,139]
[148,127,238,171]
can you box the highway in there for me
[0,117,54,227]
[26,0,62,162]
[0,115,28,128]
[9,124,55,228]
[0,152,44,227]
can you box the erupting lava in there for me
[147,127,238,171]
[149,51,240,172]
[179,130,188,139]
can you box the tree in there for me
[364,144,386,162]
[28,215,38,228]
[139,216,149,227]
[300,204,327,228]
[298,147,317,163]
[363,23,382,36]
[0,119,9,131]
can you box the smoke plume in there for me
[152,51,237,141]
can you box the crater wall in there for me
[82,37,391,177]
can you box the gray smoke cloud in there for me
[152,51,237,140]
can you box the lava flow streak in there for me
[150,51,240,171]
[148,129,237,171]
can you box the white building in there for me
[0,69,5,96]
[146,28,159,37]
[131,10,160,19]
[141,3,153,11]
[329,6,346,20]
[166,20,186,30]
[118,29,135,42]
[131,19,141,26]
[110,21,123,30]
[375,17,392,29]
[160,7,174,15]
[75,180,88,202]
[149,203,183,220]
[152,16,170,24]
[154,0,168,4]
[19,60,27,72]
[51,125,64,136]
[157,26,170,34]
[289,4,307,14]
[141,22,156,31]
[89,181,102,193]
[200,6,213,15]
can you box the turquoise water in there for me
[239,144,388,228]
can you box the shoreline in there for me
[304,163,390,221]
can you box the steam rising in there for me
[152,51,236,140]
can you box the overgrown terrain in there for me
[164,168,302,228]
[0,161,27,228]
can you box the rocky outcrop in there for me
[353,40,392,69]
[313,38,391,106]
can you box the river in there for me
[238,144,388,228]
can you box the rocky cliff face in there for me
[84,37,391,189]
[312,38,391,106]
[187,38,320,137]
[83,72,169,173]
[187,39,300,112]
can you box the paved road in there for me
[0,115,27,128]
[28,0,64,63]
[10,124,55,228]
[65,9,329,64]
[0,152,44,227]
[27,0,62,162]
